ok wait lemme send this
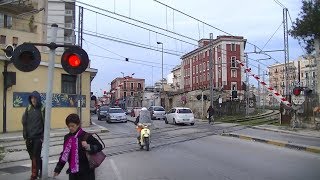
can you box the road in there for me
[1,115,319,180]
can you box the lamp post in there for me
[157,41,163,107]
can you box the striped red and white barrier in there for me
[236,59,291,107]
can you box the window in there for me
[313,72,316,78]
[193,66,195,74]
[306,73,309,79]
[12,37,18,46]
[232,70,237,78]
[124,92,127,97]
[61,74,76,94]
[301,73,303,78]
[131,92,134,96]
[193,77,195,84]
[199,74,202,82]
[199,64,202,72]
[231,43,236,51]
[218,57,221,67]
[196,76,198,83]
[0,35,6,44]
[131,83,134,89]
[196,65,198,73]
[177,108,192,113]
[231,56,236,67]
[123,82,126,89]
[207,61,209,70]
[218,70,222,78]
[0,14,12,28]
[138,83,142,90]
[203,62,206,71]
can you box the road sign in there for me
[292,95,305,105]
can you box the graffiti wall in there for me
[13,92,86,108]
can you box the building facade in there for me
[47,0,76,54]
[298,56,317,91]
[110,77,145,107]
[0,0,97,133]
[171,65,183,91]
[268,62,297,96]
[181,36,246,99]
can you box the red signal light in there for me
[68,54,81,67]
[293,87,302,96]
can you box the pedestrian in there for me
[22,91,45,180]
[207,105,215,124]
[53,113,103,180]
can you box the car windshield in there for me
[154,107,165,111]
[177,109,192,113]
[109,109,124,113]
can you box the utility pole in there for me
[209,33,214,107]
[315,38,320,101]
[263,70,266,111]
[245,53,249,116]
[283,8,290,99]
[42,24,58,179]
[258,63,261,110]
[77,6,84,120]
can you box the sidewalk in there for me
[222,125,320,154]
[251,124,320,138]
[0,122,109,142]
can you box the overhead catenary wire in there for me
[260,21,283,52]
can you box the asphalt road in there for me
[1,115,319,180]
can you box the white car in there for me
[165,107,195,125]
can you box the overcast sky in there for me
[77,0,304,96]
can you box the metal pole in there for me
[201,89,204,119]
[283,8,289,99]
[258,63,261,110]
[2,61,8,133]
[209,33,214,107]
[263,70,266,111]
[42,24,58,179]
[315,38,320,100]
[245,53,249,116]
[77,6,84,120]
[161,43,164,107]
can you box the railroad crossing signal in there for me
[10,43,89,74]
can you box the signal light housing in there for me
[11,44,41,72]
[61,47,89,75]
[3,44,14,59]
[292,87,302,96]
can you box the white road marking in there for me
[92,121,109,130]
[110,159,123,180]
[22,159,59,167]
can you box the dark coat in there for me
[54,129,103,176]
[207,106,214,116]
[22,91,44,139]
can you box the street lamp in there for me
[157,41,163,107]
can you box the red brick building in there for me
[181,36,246,98]
[110,77,145,106]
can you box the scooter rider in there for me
[134,107,152,143]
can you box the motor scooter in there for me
[136,123,151,151]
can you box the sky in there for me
[76,0,305,96]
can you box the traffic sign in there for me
[292,95,305,105]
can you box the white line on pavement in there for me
[22,159,59,167]
[110,159,123,180]
[92,121,108,130]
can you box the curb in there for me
[221,133,320,154]
[250,126,320,138]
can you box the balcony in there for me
[0,0,37,15]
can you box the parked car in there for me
[106,108,127,123]
[148,106,166,120]
[97,106,110,120]
[165,107,195,125]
